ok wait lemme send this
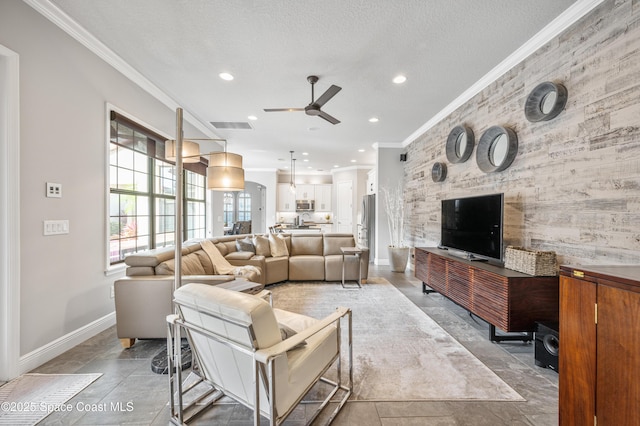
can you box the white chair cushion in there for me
[174,284,281,349]
[273,308,338,414]
[173,284,340,420]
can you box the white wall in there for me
[375,146,405,264]
[0,1,208,367]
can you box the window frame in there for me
[222,191,252,226]
[106,107,207,271]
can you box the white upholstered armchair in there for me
[167,283,352,425]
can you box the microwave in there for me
[296,200,315,212]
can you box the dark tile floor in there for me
[26,265,559,425]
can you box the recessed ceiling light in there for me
[247,115,257,120]
[219,72,234,81]
[393,75,407,84]
[350,159,356,163]
[369,117,379,123]
[303,159,309,162]
[333,165,339,168]
[358,148,365,152]
[307,166,312,169]
[302,152,309,156]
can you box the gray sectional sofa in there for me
[114,232,368,347]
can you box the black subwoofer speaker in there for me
[535,321,559,372]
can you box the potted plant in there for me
[380,183,410,272]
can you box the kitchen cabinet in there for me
[319,223,333,233]
[559,265,640,426]
[296,184,315,200]
[277,183,295,212]
[315,184,332,211]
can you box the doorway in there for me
[336,180,353,233]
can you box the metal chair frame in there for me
[167,299,352,426]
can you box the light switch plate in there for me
[46,182,62,198]
[44,220,69,235]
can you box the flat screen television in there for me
[440,193,504,262]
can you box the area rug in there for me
[0,373,101,425]
[270,278,524,402]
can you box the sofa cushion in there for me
[325,254,360,282]
[269,234,289,257]
[221,240,237,255]
[289,255,325,281]
[235,236,256,253]
[290,234,323,256]
[226,251,255,261]
[253,235,271,257]
[125,266,156,276]
[323,234,356,256]
[214,242,228,256]
[155,252,206,275]
[193,249,215,275]
[264,256,288,284]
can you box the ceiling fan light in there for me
[165,139,201,163]
[207,165,244,191]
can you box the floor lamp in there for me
[151,107,244,374]
[172,107,245,291]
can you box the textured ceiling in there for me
[46,0,577,173]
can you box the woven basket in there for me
[504,246,557,276]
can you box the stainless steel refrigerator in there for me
[358,194,375,262]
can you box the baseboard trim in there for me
[19,312,116,374]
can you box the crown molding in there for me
[246,168,279,173]
[330,164,374,174]
[402,0,606,146]
[23,0,218,139]
[373,142,404,150]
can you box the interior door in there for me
[596,284,640,425]
[336,180,353,233]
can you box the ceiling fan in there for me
[264,75,342,125]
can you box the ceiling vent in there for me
[210,121,253,130]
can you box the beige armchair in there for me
[167,283,352,425]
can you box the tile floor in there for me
[27,266,559,425]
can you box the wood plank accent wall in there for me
[403,0,640,265]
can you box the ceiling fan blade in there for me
[318,110,341,125]
[314,85,342,107]
[263,108,305,112]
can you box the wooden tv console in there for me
[415,247,559,342]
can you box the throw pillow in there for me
[278,323,307,350]
[253,235,271,257]
[269,233,289,257]
[235,236,256,253]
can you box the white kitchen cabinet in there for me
[296,184,315,200]
[319,223,333,233]
[315,184,332,211]
[277,183,296,212]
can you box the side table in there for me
[340,247,363,288]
